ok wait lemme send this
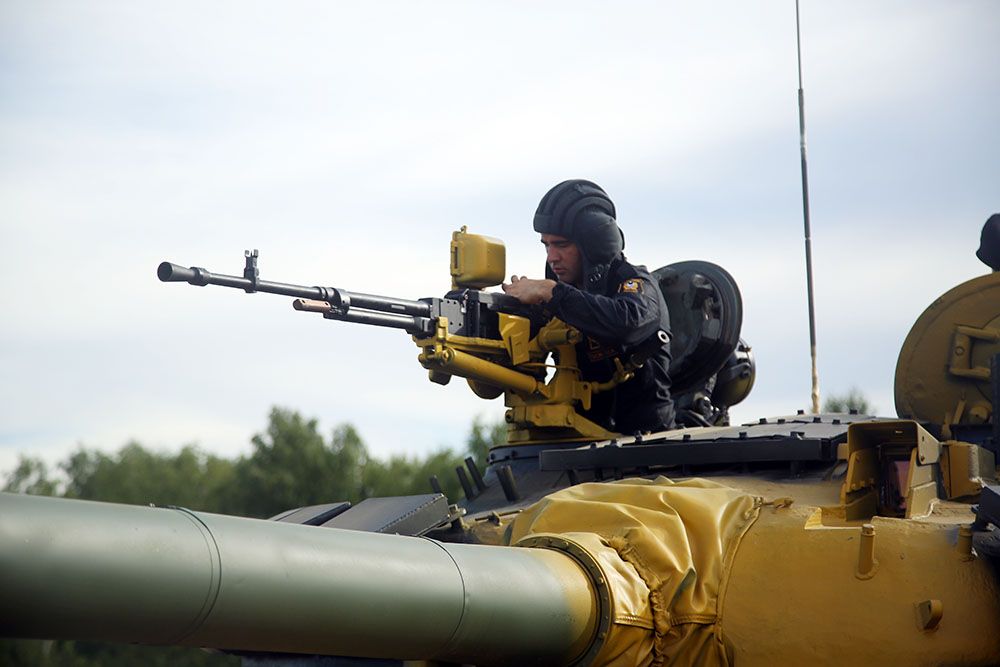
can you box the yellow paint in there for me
[450,226,506,289]
[502,477,1000,665]
[722,506,1000,666]
[895,270,999,424]
[413,311,628,443]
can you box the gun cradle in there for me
[414,315,626,444]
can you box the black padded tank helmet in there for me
[533,179,625,292]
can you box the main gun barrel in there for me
[0,492,598,666]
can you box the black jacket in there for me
[546,257,675,434]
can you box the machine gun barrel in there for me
[0,492,598,666]
[157,259,435,334]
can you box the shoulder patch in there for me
[619,279,642,294]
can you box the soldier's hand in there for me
[502,275,556,305]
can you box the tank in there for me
[2,225,999,666]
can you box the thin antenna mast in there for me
[796,0,821,414]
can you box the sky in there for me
[1,1,998,475]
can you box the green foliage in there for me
[466,415,507,468]
[230,408,371,518]
[1,410,509,517]
[2,455,58,496]
[0,640,238,667]
[364,448,465,499]
[60,443,237,512]
[823,387,874,414]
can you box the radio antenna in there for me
[796,0,821,414]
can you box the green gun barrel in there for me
[0,492,598,666]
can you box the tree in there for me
[363,448,465,500]
[466,415,507,469]
[328,423,371,500]
[823,388,874,414]
[230,408,372,518]
[2,456,58,496]
[0,639,238,667]
[58,442,236,513]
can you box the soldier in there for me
[502,179,675,434]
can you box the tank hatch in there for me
[894,271,999,439]
[653,261,743,394]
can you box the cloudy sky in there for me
[1,1,997,474]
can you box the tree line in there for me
[1,408,506,666]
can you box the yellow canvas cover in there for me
[507,477,760,666]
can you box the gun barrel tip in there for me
[157,262,175,282]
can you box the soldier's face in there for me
[541,234,583,287]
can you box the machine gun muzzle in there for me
[157,261,206,284]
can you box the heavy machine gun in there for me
[159,228,518,339]
[158,227,682,444]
